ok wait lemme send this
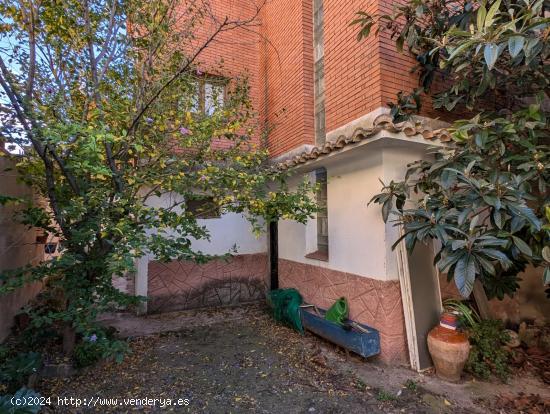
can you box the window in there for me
[316,168,328,254]
[187,76,227,116]
[186,197,221,219]
[306,168,328,261]
[313,0,325,145]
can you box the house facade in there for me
[133,0,452,366]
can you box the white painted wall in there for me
[278,139,429,282]
[142,191,267,256]
[191,213,267,255]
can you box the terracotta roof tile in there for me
[277,114,451,170]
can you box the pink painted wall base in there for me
[147,253,268,313]
[279,259,408,364]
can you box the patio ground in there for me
[37,304,548,413]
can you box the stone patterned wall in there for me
[147,253,268,314]
[279,259,408,364]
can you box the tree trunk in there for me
[62,324,76,356]
[269,220,278,291]
[472,279,492,320]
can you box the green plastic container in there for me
[325,297,348,325]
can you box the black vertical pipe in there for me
[269,220,279,290]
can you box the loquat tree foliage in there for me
[354,0,549,299]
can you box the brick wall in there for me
[323,0,382,133]
[259,0,315,157]
[174,0,451,157]
[176,0,262,147]
[259,0,449,156]
[279,259,408,364]
[147,253,268,313]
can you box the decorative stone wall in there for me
[279,259,408,364]
[147,253,268,314]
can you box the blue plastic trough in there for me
[300,306,380,358]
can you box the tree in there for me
[0,0,317,353]
[354,0,549,299]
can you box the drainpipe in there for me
[269,220,278,290]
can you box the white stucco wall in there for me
[278,139,429,282]
[142,191,267,256]
[191,213,267,255]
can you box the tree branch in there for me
[128,16,230,134]
[83,0,124,193]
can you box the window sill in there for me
[305,250,329,262]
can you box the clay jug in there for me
[427,313,470,382]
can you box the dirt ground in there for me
[37,304,547,413]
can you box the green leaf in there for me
[458,208,471,226]
[484,43,501,70]
[485,0,501,28]
[512,236,532,256]
[493,210,503,228]
[438,251,462,272]
[465,160,476,174]
[477,3,487,30]
[482,249,512,269]
[476,255,496,275]
[454,255,476,297]
[544,267,550,285]
[542,246,550,263]
[440,169,457,189]
[510,216,526,234]
[483,195,501,210]
[509,204,541,230]
[452,240,468,250]
[508,36,524,58]
[446,42,473,61]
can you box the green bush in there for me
[0,352,42,393]
[74,333,129,369]
[73,340,103,369]
[465,320,510,381]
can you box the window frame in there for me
[305,168,329,261]
[189,75,228,116]
[186,196,221,219]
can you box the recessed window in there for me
[316,168,328,254]
[306,168,328,261]
[186,76,227,116]
[186,197,221,219]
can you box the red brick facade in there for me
[259,0,315,156]
[181,0,436,155]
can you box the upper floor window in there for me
[187,76,227,116]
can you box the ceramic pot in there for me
[427,314,470,382]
